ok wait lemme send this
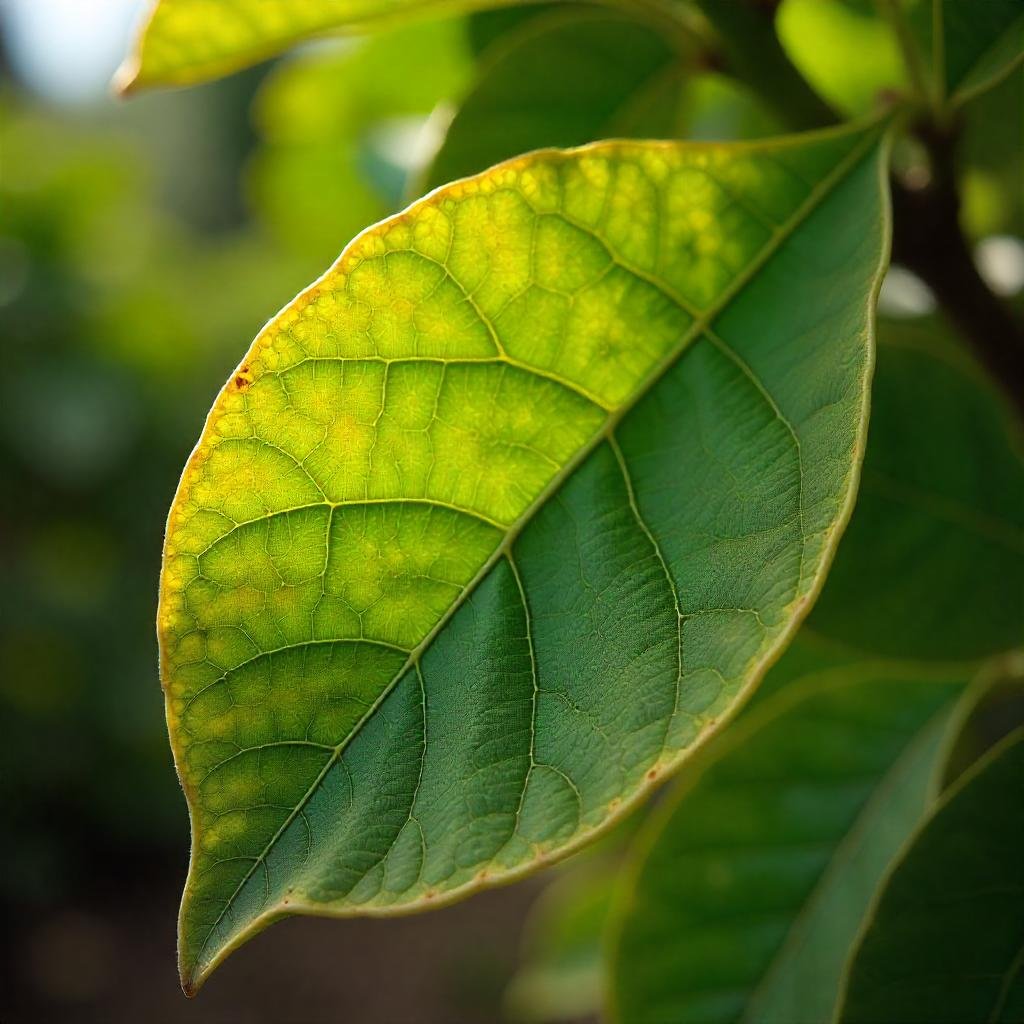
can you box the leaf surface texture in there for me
[160,124,888,990]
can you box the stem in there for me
[891,121,1024,419]
[878,0,935,114]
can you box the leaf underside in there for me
[160,123,888,991]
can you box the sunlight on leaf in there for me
[160,121,889,992]
[117,0,512,92]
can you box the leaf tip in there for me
[110,56,141,98]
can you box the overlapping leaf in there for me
[778,0,1024,114]
[608,669,969,1024]
[423,11,688,193]
[160,122,888,991]
[837,729,1024,1023]
[421,9,780,194]
[792,319,1024,665]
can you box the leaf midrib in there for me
[190,124,883,978]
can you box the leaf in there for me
[116,0,523,93]
[248,21,473,265]
[837,728,1024,1023]
[776,0,908,116]
[421,9,781,195]
[911,0,1024,107]
[160,121,890,992]
[802,318,1024,664]
[939,669,1024,788]
[505,855,619,1023]
[777,0,1024,115]
[607,668,968,1024]
[422,10,688,194]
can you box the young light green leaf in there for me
[777,0,1024,115]
[776,0,908,116]
[505,855,619,1023]
[115,0,490,92]
[837,728,1024,1023]
[607,669,968,1024]
[161,122,889,993]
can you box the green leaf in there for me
[776,0,908,116]
[505,855,619,1022]
[608,668,968,1024]
[248,21,473,266]
[160,121,889,992]
[837,728,1024,1023]
[911,0,1024,108]
[803,318,1024,664]
[777,0,1024,115]
[423,10,687,194]
[421,9,781,195]
[116,0,461,91]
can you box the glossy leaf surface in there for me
[609,670,966,1024]
[838,729,1024,1023]
[161,123,888,991]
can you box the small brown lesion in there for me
[233,365,253,390]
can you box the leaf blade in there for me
[161,122,890,992]
[607,669,968,1024]
[837,728,1024,1024]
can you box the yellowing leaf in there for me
[160,122,890,992]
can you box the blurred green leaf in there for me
[803,319,1024,664]
[907,0,1024,108]
[421,9,781,195]
[248,21,472,264]
[777,0,1023,115]
[505,857,617,1022]
[837,728,1024,1023]
[423,10,687,192]
[609,669,968,1024]
[776,0,907,116]
[118,0,549,91]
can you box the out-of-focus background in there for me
[0,3,551,1020]
[2,2,1022,1021]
